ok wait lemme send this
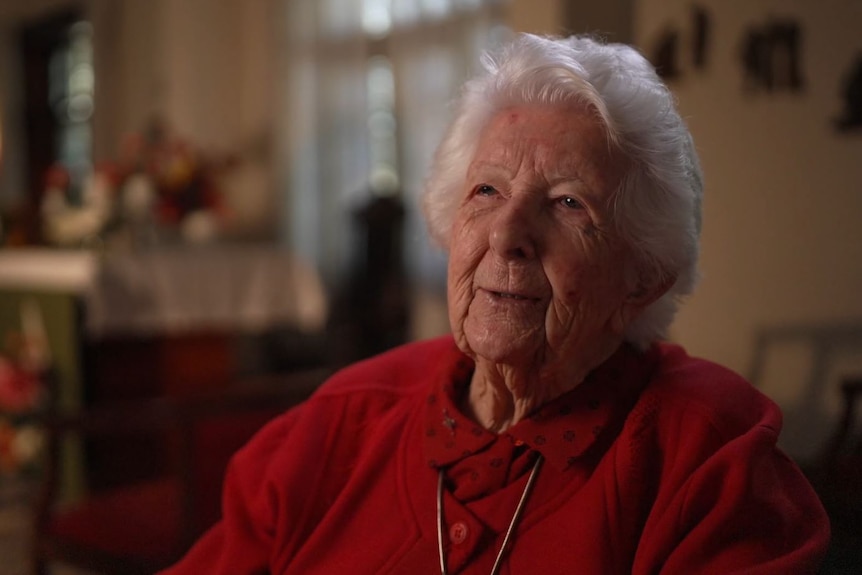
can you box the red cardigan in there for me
[161,336,829,574]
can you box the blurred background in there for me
[0,0,860,573]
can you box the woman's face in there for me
[447,104,649,374]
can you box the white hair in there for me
[422,33,703,348]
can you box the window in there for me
[52,20,95,200]
[281,0,508,292]
[2,9,93,244]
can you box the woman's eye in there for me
[560,196,584,210]
[475,184,497,196]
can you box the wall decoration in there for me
[740,18,805,93]
[652,27,681,80]
[692,5,711,70]
[649,4,713,81]
[835,54,862,132]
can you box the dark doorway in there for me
[18,6,86,244]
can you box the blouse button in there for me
[449,521,469,545]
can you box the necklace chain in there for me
[436,453,544,575]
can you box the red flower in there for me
[0,357,43,413]
[43,164,70,190]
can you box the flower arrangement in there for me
[0,350,43,413]
[0,300,50,476]
[41,121,235,248]
[0,356,45,475]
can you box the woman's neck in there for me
[464,362,588,433]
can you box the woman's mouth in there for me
[493,291,528,300]
[486,289,539,302]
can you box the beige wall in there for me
[506,0,564,35]
[507,0,634,41]
[636,0,862,458]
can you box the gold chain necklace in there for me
[436,453,544,575]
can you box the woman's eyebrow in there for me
[545,170,586,186]
[466,161,511,179]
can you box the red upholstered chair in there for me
[31,368,329,575]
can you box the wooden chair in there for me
[31,367,330,575]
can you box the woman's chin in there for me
[464,325,541,367]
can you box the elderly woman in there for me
[162,34,828,574]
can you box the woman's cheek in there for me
[447,262,471,310]
[447,275,475,354]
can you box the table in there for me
[0,245,328,490]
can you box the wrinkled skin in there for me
[447,104,668,432]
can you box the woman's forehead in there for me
[468,104,624,187]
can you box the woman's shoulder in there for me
[246,336,463,459]
[635,342,782,441]
[650,342,753,391]
[232,337,464,498]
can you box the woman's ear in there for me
[613,263,677,335]
[626,273,675,308]
[613,270,676,333]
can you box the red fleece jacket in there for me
[160,336,829,574]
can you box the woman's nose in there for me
[489,199,539,260]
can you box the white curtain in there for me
[281,0,508,291]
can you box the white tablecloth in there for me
[0,246,328,338]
